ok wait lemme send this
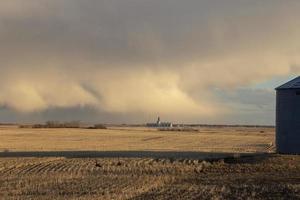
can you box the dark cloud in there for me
[0,0,299,124]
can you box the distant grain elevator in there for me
[146,116,173,128]
[276,76,300,154]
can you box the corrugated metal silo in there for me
[276,76,300,154]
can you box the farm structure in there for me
[276,76,300,154]
[147,117,173,128]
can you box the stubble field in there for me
[0,126,274,153]
[0,125,299,199]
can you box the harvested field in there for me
[0,126,275,153]
[0,155,300,199]
[1,125,297,199]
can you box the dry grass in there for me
[0,155,300,199]
[0,125,290,199]
[0,126,274,153]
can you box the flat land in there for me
[0,126,275,153]
[1,126,300,199]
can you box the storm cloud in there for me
[0,0,299,124]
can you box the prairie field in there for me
[0,126,274,153]
[0,125,300,199]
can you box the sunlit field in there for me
[0,125,274,153]
[1,125,300,199]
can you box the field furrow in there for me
[0,155,299,199]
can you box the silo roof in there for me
[276,76,300,90]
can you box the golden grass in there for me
[0,126,275,153]
[1,126,299,199]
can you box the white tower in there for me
[156,116,161,125]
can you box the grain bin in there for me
[276,76,300,154]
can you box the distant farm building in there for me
[276,76,300,154]
[147,117,173,128]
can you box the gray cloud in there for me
[0,0,299,124]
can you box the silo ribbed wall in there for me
[276,90,300,154]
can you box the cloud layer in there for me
[0,0,300,124]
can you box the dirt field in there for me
[1,126,299,199]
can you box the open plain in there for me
[0,125,275,153]
[1,125,300,199]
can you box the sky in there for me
[0,0,300,125]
